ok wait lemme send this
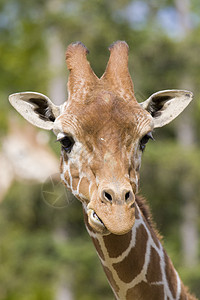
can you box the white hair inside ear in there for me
[140,90,193,128]
[9,92,61,130]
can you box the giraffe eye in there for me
[140,132,154,152]
[59,136,75,153]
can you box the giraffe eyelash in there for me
[139,132,154,152]
[57,135,75,153]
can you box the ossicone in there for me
[65,41,98,102]
[66,41,89,71]
[101,41,136,102]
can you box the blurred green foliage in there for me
[0,0,200,299]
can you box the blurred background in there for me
[0,0,200,299]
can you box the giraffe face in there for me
[54,90,154,235]
[9,41,193,235]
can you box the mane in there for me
[135,195,162,241]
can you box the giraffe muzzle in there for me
[87,195,135,235]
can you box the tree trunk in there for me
[46,0,67,106]
[55,279,73,300]
[46,1,74,298]
[175,0,198,267]
[47,30,67,105]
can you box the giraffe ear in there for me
[9,92,61,130]
[140,90,193,128]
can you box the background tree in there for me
[0,0,200,299]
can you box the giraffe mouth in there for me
[87,200,135,235]
[93,211,104,224]
[87,208,110,235]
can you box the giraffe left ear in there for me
[140,90,193,128]
[9,92,61,130]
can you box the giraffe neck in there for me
[83,199,189,300]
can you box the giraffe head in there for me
[9,41,193,235]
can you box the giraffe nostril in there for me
[125,191,130,201]
[124,190,134,204]
[104,191,112,202]
[101,188,134,204]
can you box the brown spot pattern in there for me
[126,281,164,300]
[78,177,90,199]
[103,231,132,258]
[103,266,120,294]
[164,250,177,299]
[146,246,162,283]
[91,237,105,260]
[112,225,147,283]
[64,170,70,185]
[72,178,79,191]
[150,227,161,248]
[69,164,80,177]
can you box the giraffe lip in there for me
[93,211,104,225]
[87,208,110,235]
[88,208,105,226]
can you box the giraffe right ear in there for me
[140,90,193,128]
[9,92,61,130]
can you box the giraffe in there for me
[0,118,58,201]
[9,41,196,300]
